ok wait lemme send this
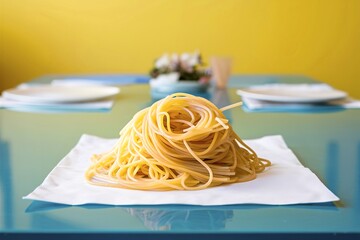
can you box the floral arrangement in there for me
[149,51,211,83]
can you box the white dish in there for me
[2,85,120,103]
[237,86,347,103]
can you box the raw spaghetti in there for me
[85,93,270,190]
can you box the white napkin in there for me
[51,75,149,86]
[237,84,360,112]
[24,134,339,206]
[51,79,123,86]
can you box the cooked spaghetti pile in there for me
[85,93,270,190]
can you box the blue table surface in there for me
[0,74,359,239]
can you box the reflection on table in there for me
[125,207,233,231]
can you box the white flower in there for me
[180,52,200,67]
[180,53,190,63]
[171,53,179,63]
[170,53,179,71]
[188,52,200,66]
[155,54,171,69]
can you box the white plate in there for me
[237,86,347,103]
[2,85,120,103]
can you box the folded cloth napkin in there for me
[51,75,149,86]
[24,134,339,206]
[237,84,360,112]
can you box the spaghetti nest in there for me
[85,93,270,190]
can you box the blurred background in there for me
[0,0,359,97]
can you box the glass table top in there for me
[0,75,359,239]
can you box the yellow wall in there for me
[1,0,359,97]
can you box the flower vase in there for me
[150,74,210,99]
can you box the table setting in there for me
[1,52,360,240]
[1,52,357,207]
